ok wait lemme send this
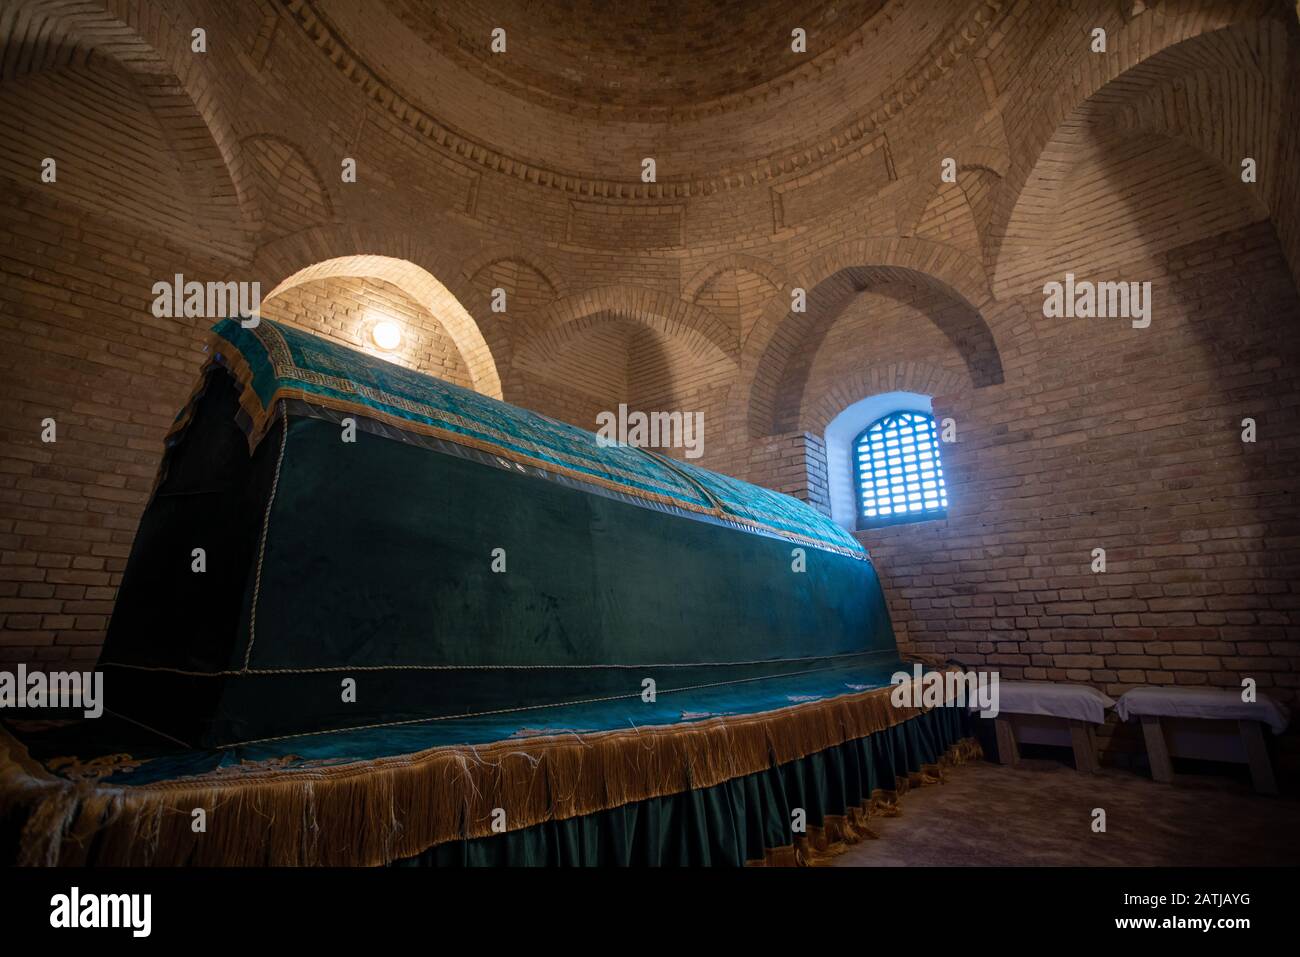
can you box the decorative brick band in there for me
[280,0,1005,201]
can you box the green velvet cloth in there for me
[99,320,897,747]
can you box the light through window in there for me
[854,411,948,525]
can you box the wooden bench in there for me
[1115,687,1291,795]
[990,681,1115,773]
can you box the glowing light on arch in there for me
[264,255,502,399]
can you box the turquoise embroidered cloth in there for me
[206,318,863,557]
[7,657,907,787]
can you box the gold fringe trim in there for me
[748,736,983,866]
[0,684,976,867]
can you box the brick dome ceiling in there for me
[312,0,985,184]
[381,0,889,112]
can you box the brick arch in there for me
[988,10,1287,291]
[1097,57,1279,223]
[895,146,1011,239]
[457,247,568,300]
[733,237,999,439]
[798,238,993,313]
[238,133,335,243]
[681,253,788,304]
[6,0,253,262]
[526,285,740,365]
[515,310,734,371]
[799,363,966,437]
[754,268,1002,438]
[997,123,1274,302]
[256,242,503,399]
[508,300,738,420]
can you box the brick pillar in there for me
[723,431,831,514]
[803,433,831,515]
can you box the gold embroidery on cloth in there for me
[46,753,144,782]
[205,754,350,776]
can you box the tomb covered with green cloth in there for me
[0,318,981,867]
[98,318,901,749]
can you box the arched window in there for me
[854,411,948,525]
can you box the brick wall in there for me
[1,0,1297,755]
[856,217,1300,762]
[259,277,473,388]
[0,190,220,665]
[863,218,1300,693]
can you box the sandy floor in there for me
[832,758,1300,866]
